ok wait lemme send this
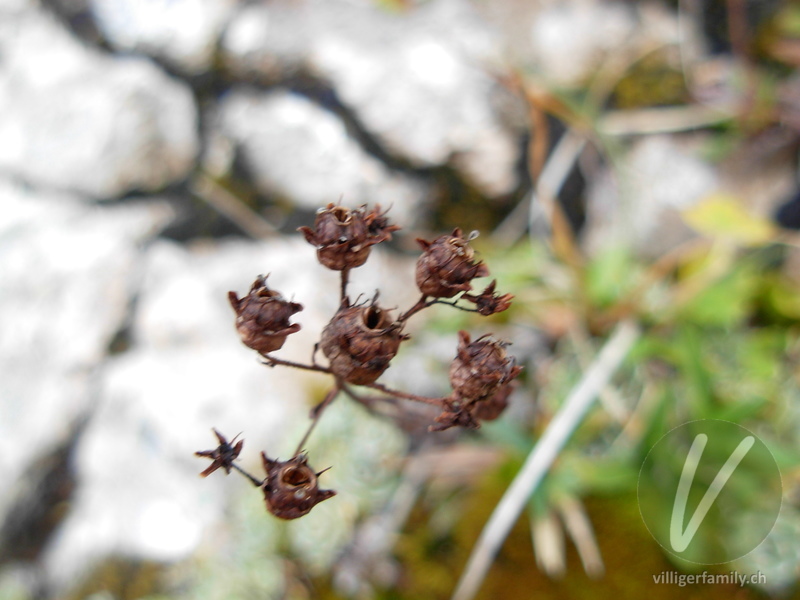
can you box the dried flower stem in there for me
[365,381,448,407]
[340,267,351,302]
[293,386,341,456]
[398,295,432,322]
[430,299,482,313]
[208,202,519,521]
[261,354,332,374]
[398,294,487,321]
[231,463,265,487]
[340,384,383,410]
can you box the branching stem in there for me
[430,299,481,313]
[398,295,432,322]
[231,463,264,488]
[261,354,332,374]
[399,293,483,321]
[365,381,448,407]
[340,267,350,302]
[293,386,341,456]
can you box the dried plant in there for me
[196,203,520,519]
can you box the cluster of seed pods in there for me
[197,203,520,519]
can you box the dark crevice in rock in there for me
[105,240,151,356]
[0,419,87,567]
[38,0,112,52]
[283,76,423,175]
[156,188,255,242]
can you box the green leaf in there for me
[682,194,775,245]
[679,263,760,327]
[585,245,637,308]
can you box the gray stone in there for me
[478,0,694,89]
[0,0,36,14]
[527,0,636,87]
[0,9,199,199]
[41,233,420,592]
[221,0,522,197]
[213,89,426,226]
[0,178,172,531]
[583,135,718,257]
[88,0,237,74]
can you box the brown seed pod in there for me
[471,382,514,422]
[449,331,522,403]
[229,275,302,355]
[429,401,481,432]
[415,229,490,298]
[429,381,517,432]
[195,429,244,477]
[261,452,336,520]
[320,297,408,385]
[298,203,399,271]
[462,280,514,316]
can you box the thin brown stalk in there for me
[365,382,448,407]
[398,295,432,323]
[261,354,332,374]
[231,463,264,488]
[294,386,341,456]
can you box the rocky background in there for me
[2,0,800,598]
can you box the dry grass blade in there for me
[450,320,640,600]
[558,496,604,578]
[598,105,732,136]
[531,511,566,578]
[189,172,278,239]
[492,131,586,247]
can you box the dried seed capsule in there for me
[462,280,514,316]
[298,203,399,271]
[415,229,489,298]
[195,429,244,477]
[430,382,517,432]
[471,383,514,422]
[449,331,522,403]
[429,401,481,432]
[261,452,336,520]
[228,275,302,355]
[320,297,408,385]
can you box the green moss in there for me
[612,53,689,109]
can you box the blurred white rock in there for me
[0,8,199,199]
[529,0,636,87]
[213,89,427,226]
[0,0,36,13]
[0,178,172,527]
[222,0,522,197]
[584,135,718,257]
[88,0,237,73]
[478,0,700,89]
[41,232,419,592]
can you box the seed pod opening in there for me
[320,297,408,385]
[261,453,336,520]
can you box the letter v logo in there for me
[638,420,781,563]
[669,433,755,553]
